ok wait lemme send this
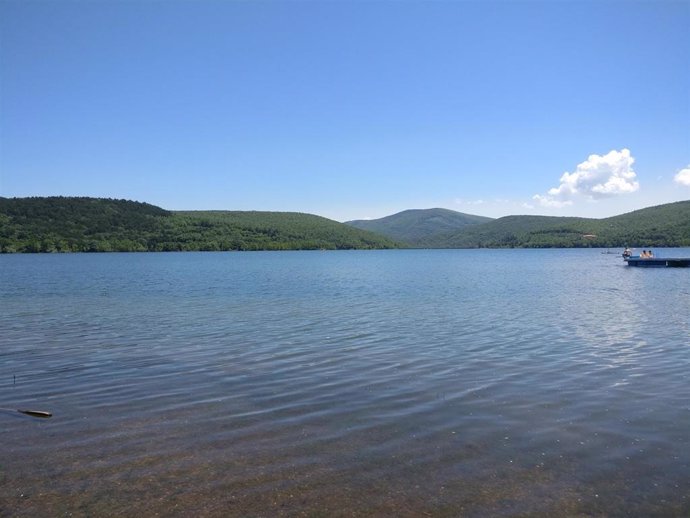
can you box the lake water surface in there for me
[1,249,689,517]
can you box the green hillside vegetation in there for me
[168,210,401,251]
[435,201,690,248]
[2,197,688,252]
[0,197,401,252]
[346,208,492,246]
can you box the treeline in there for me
[0,197,401,252]
[344,201,690,248]
[3,196,688,252]
[435,201,690,248]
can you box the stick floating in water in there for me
[0,407,52,418]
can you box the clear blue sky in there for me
[1,0,688,221]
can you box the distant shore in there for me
[2,196,689,252]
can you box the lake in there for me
[1,249,689,517]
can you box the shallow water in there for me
[1,249,689,517]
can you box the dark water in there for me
[1,249,689,517]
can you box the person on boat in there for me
[623,248,632,258]
[640,250,647,258]
[648,249,654,258]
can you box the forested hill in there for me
[432,200,690,248]
[346,208,493,246]
[0,197,401,252]
[2,197,688,252]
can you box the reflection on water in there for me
[1,249,689,516]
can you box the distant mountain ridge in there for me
[2,197,688,252]
[346,208,492,247]
[347,201,690,248]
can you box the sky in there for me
[1,0,689,222]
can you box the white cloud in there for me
[531,194,572,208]
[534,149,639,208]
[674,166,690,186]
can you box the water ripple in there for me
[1,249,689,516]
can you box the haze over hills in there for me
[347,201,690,248]
[346,208,493,247]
